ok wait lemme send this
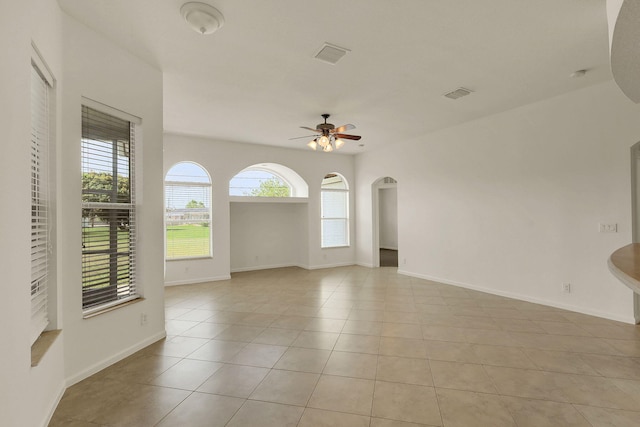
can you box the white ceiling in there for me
[58,0,611,154]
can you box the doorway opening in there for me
[372,177,398,268]
[630,142,640,323]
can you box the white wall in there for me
[0,0,66,425]
[379,188,398,250]
[230,202,308,271]
[356,80,640,323]
[59,13,165,385]
[164,133,355,285]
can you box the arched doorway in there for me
[372,177,398,267]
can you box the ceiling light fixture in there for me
[299,114,361,152]
[181,2,225,35]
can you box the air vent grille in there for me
[314,43,350,65]
[443,87,473,100]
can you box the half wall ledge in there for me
[608,243,640,294]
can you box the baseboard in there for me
[65,330,167,387]
[357,262,374,268]
[40,382,65,427]
[306,261,356,270]
[231,263,298,273]
[164,275,231,286]
[380,246,398,251]
[397,269,636,324]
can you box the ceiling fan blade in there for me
[300,126,321,133]
[333,124,355,133]
[335,133,361,141]
[288,135,317,140]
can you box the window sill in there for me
[229,196,308,204]
[31,329,61,367]
[321,245,351,249]
[83,296,144,319]
[166,256,213,262]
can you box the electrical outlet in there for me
[598,223,618,233]
[140,313,148,326]
[562,283,571,293]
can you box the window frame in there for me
[229,167,293,197]
[320,173,350,249]
[80,100,141,315]
[165,161,213,260]
[30,47,54,345]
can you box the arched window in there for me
[165,162,212,259]
[229,163,309,197]
[321,173,349,248]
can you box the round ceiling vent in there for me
[181,2,225,35]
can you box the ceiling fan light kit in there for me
[181,2,225,35]
[296,114,361,153]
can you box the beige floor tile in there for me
[429,360,495,392]
[100,353,181,384]
[251,327,301,346]
[380,337,427,358]
[48,417,104,427]
[471,344,536,368]
[372,381,441,425]
[156,392,244,427]
[151,359,223,390]
[436,388,515,427]
[197,363,269,397]
[383,311,420,324]
[308,375,375,416]
[292,331,339,350]
[317,307,352,319]
[304,317,346,333]
[376,355,433,386]
[226,400,304,427]
[298,408,370,427]
[349,309,385,321]
[463,329,518,346]
[424,340,477,363]
[175,309,217,322]
[382,322,423,339]
[342,320,383,336]
[235,312,279,326]
[323,351,378,379]
[421,325,467,342]
[213,325,265,342]
[230,343,288,368]
[500,396,591,427]
[574,404,640,427]
[522,349,599,375]
[180,322,229,339]
[249,369,320,406]
[144,336,209,358]
[370,418,436,427]
[335,333,381,354]
[165,319,200,335]
[580,353,640,379]
[274,347,331,373]
[187,339,247,362]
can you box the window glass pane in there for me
[229,169,290,197]
[165,162,212,259]
[321,173,346,189]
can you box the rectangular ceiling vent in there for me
[443,87,473,100]
[314,43,350,65]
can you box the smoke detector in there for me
[181,2,225,35]
[443,87,473,100]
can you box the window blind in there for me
[165,181,212,258]
[321,174,349,248]
[30,63,50,345]
[81,105,137,311]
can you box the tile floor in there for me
[50,266,640,426]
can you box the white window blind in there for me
[30,62,50,345]
[165,162,212,259]
[321,173,349,248]
[81,105,138,311]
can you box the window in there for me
[30,55,53,344]
[165,162,212,259]
[321,173,349,248]
[81,104,139,312]
[229,168,291,197]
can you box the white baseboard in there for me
[40,382,66,427]
[164,275,231,286]
[65,330,167,387]
[357,262,374,268]
[231,263,298,273]
[397,269,636,324]
[306,261,356,270]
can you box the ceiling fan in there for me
[291,114,361,152]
